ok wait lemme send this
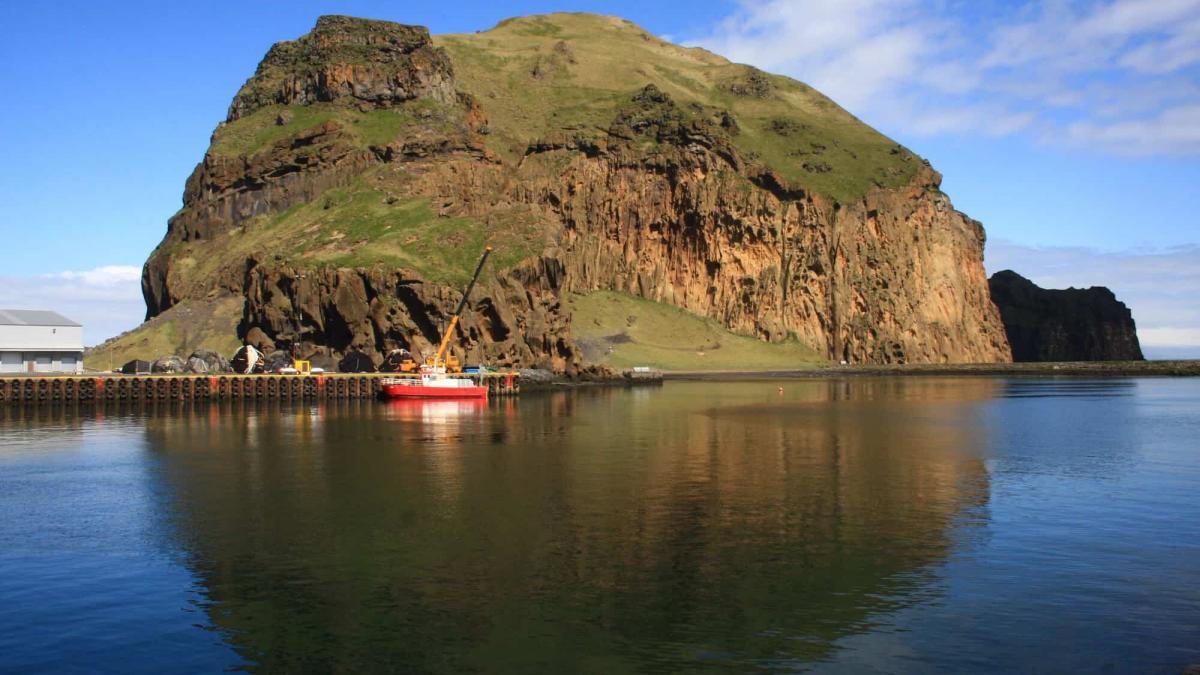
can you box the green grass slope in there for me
[568,290,825,371]
[437,13,920,203]
[210,101,451,158]
[84,297,244,371]
[167,168,544,290]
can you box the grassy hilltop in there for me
[438,13,918,204]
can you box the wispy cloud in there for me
[689,0,1200,154]
[49,265,142,287]
[986,241,1200,357]
[0,265,144,346]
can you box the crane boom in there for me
[433,247,492,368]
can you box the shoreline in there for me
[662,360,1200,380]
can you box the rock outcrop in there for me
[988,270,1143,362]
[137,14,1013,371]
[152,355,187,374]
[226,15,457,121]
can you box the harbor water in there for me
[1,377,1198,672]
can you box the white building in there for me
[0,309,84,374]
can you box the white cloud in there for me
[986,241,1200,356]
[0,265,145,347]
[50,265,142,287]
[1139,327,1200,346]
[688,0,1200,155]
[1065,104,1200,155]
[1119,17,1200,73]
[694,0,939,112]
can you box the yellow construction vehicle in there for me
[426,353,463,372]
[275,359,315,375]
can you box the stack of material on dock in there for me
[623,367,663,384]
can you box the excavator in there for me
[425,246,492,374]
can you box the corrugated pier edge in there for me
[0,372,520,405]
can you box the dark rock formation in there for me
[239,257,575,372]
[337,350,376,373]
[263,350,295,373]
[988,270,1143,362]
[152,355,187,373]
[188,349,230,373]
[227,15,456,121]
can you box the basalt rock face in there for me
[988,270,1143,362]
[139,14,1012,371]
[239,256,576,371]
[528,89,1008,363]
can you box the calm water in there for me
[0,378,1198,673]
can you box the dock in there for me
[0,372,519,405]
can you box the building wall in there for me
[0,323,85,373]
[0,324,84,351]
[0,351,84,374]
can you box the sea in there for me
[1,377,1197,672]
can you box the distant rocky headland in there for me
[86,14,1147,372]
[988,270,1143,362]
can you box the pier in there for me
[0,372,519,404]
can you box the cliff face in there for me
[988,270,1143,362]
[139,14,1012,370]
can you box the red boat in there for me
[381,247,499,398]
[380,374,488,400]
[379,247,494,402]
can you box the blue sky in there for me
[0,0,1196,356]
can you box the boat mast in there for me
[432,246,492,369]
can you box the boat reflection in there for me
[381,397,488,423]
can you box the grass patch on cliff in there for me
[84,297,244,371]
[169,171,542,287]
[210,101,453,157]
[296,181,542,286]
[568,290,825,371]
[437,13,918,203]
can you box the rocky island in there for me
[989,270,1144,362]
[93,14,1017,372]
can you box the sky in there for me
[0,0,1196,357]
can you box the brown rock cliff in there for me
[140,15,1012,370]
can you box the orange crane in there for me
[428,246,492,372]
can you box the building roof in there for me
[0,309,81,327]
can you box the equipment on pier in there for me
[120,359,152,375]
[230,345,265,374]
[381,348,418,373]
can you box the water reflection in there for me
[1000,378,1138,399]
[128,379,996,671]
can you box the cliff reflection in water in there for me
[140,378,997,671]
